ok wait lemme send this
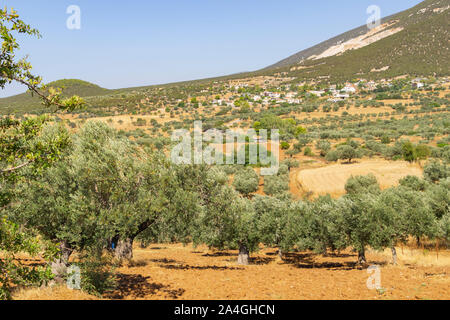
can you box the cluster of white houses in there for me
[181,76,440,110]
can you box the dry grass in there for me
[296,159,423,197]
[13,285,99,301]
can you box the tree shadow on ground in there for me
[281,252,389,270]
[106,274,185,299]
[202,252,235,257]
[280,252,355,270]
[158,263,244,271]
[148,258,178,264]
[249,257,275,265]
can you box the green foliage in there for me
[263,172,289,196]
[399,175,428,191]
[345,174,380,195]
[254,195,293,251]
[336,145,360,163]
[194,185,260,253]
[303,147,313,156]
[402,141,417,163]
[0,218,56,300]
[439,212,450,240]
[232,167,259,197]
[424,160,448,183]
[290,196,347,254]
[325,150,340,162]
[76,251,117,297]
[280,141,290,150]
[316,140,331,157]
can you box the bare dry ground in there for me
[296,159,423,197]
[13,243,450,300]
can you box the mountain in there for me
[0,0,448,115]
[264,0,450,80]
[0,79,109,114]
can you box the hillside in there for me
[0,0,448,116]
[0,79,110,114]
[268,3,449,82]
[267,0,450,72]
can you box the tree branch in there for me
[10,76,68,111]
[1,160,33,173]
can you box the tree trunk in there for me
[58,240,73,264]
[237,244,249,265]
[278,248,283,260]
[115,238,134,261]
[391,247,397,265]
[416,236,421,248]
[357,248,367,265]
[50,240,73,282]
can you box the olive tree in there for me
[342,175,382,264]
[292,196,347,255]
[232,167,259,197]
[345,174,380,195]
[316,140,331,157]
[193,185,259,265]
[337,145,361,163]
[253,195,293,258]
[424,160,448,183]
[263,165,290,196]
[13,122,193,263]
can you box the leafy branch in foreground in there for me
[0,7,84,299]
[0,7,85,112]
[0,217,57,300]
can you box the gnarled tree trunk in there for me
[114,238,134,261]
[112,218,156,261]
[278,248,283,260]
[391,247,397,265]
[357,248,367,265]
[50,240,73,282]
[237,244,249,265]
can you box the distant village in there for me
[168,76,449,111]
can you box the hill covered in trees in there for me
[266,0,450,79]
[0,79,109,113]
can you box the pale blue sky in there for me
[1,0,423,97]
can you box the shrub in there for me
[325,150,340,162]
[304,147,313,156]
[345,174,380,195]
[424,161,448,183]
[316,140,331,157]
[233,168,259,197]
[336,145,360,163]
[280,141,290,150]
[264,175,289,196]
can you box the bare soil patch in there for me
[13,243,450,300]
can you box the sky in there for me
[0,0,423,97]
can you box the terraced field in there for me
[297,159,423,197]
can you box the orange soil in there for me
[13,243,450,300]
